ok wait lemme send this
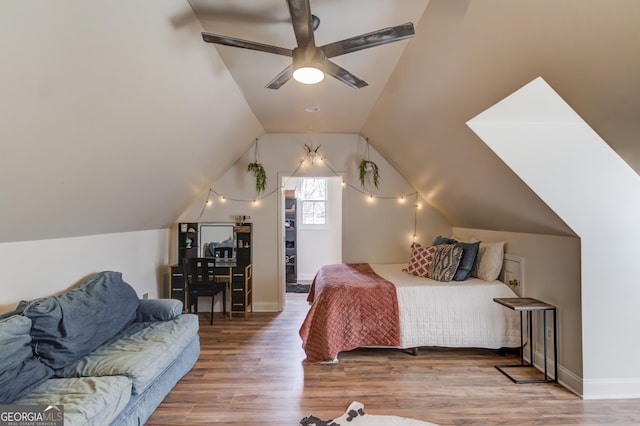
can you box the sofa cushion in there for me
[136,298,183,322]
[0,315,53,404]
[23,271,140,369]
[14,376,132,426]
[57,313,199,395]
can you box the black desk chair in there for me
[182,257,227,325]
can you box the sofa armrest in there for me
[136,299,183,322]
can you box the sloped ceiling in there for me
[361,0,640,235]
[362,0,640,235]
[1,0,638,243]
[0,1,263,243]
[191,0,639,237]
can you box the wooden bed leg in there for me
[412,347,419,356]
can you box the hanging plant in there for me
[358,137,381,189]
[247,138,267,194]
[358,160,380,189]
[247,161,267,194]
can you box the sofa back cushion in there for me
[0,315,53,403]
[23,271,140,369]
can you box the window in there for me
[301,178,326,225]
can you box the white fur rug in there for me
[299,401,439,426]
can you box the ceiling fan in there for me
[201,0,415,89]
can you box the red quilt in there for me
[299,263,401,363]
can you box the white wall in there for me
[468,77,640,399]
[0,229,169,314]
[178,133,452,311]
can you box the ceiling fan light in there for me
[293,66,325,85]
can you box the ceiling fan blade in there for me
[265,66,293,89]
[324,60,368,89]
[321,22,415,58]
[202,32,292,57]
[287,0,316,49]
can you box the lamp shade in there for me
[293,66,324,84]
[292,48,325,85]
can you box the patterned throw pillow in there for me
[429,244,463,282]
[403,243,437,278]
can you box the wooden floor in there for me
[148,293,640,425]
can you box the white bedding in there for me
[370,264,521,349]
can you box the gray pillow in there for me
[0,315,53,403]
[432,235,457,245]
[428,244,463,282]
[452,241,480,281]
[23,271,140,369]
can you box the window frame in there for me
[300,178,328,227]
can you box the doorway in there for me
[279,175,342,307]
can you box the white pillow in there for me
[473,241,504,281]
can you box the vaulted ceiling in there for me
[188,0,640,236]
[1,0,638,243]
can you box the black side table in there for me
[493,297,557,384]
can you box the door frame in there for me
[277,172,344,311]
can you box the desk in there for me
[170,260,252,320]
[493,297,557,384]
[170,260,235,320]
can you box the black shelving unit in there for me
[172,222,198,309]
[232,223,253,319]
[285,197,297,283]
[178,222,198,264]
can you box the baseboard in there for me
[528,348,583,397]
[530,348,640,399]
[581,378,640,400]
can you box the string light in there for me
[196,137,423,242]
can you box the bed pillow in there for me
[429,244,463,282]
[0,315,53,404]
[473,241,505,281]
[452,241,480,281]
[403,242,437,278]
[432,236,480,281]
[432,235,457,245]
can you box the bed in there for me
[299,241,522,363]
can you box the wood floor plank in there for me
[148,293,640,425]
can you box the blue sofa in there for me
[0,271,199,426]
